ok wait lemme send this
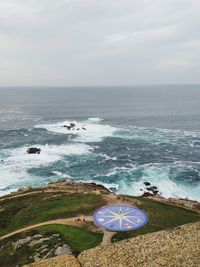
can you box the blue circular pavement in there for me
[93,205,148,232]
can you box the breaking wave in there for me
[0,118,200,201]
[35,118,117,142]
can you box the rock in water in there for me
[27,147,41,154]
[109,187,117,193]
[144,182,151,186]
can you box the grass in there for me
[37,224,103,254]
[112,196,200,242]
[0,225,102,267]
[0,189,200,267]
[0,192,105,237]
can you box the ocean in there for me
[0,85,200,201]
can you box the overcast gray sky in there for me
[0,0,200,86]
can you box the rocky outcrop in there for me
[142,182,160,195]
[27,147,41,154]
[62,123,76,130]
[61,123,87,131]
[45,181,110,194]
[54,245,71,256]
[78,221,200,267]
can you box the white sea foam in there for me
[102,166,133,177]
[117,162,200,201]
[76,179,119,192]
[116,126,200,144]
[52,171,73,180]
[87,117,104,122]
[35,119,117,142]
[0,143,92,193]
[100,153,117,161]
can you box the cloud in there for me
[0,0,200,86]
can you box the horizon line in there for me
[0,83,200,88]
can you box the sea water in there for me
[0,85,200,200]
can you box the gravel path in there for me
[78,221,200,267]
[0,216,93,240]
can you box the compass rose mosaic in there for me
[93,205,148,231]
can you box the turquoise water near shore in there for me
[0,85,200,200]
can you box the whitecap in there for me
[0,143,92,194]
[52,171,73,180]
[117,162,200,201]
[87,117,104,122]
[100,153,117,161]
[35,119,117,142]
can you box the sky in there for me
[0,0,200,86]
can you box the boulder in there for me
[147,186,158,192]
[109,187,117,193]
[62,123,76,130]
[54,244,71,256]
[144,182,151,186]
[153,190,159,195]
[27,148,41,154]
[146,187,153,192]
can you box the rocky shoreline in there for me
[2,180,199,214]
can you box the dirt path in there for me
[0,214,117,246]
[0,189,80,202]
[0,215,93,241]
[101,230,116,245]
[0,194,140,243]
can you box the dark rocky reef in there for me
[142,182,159,196]
[27,147,41,154]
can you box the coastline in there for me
[1,180,199,267]
[1,180,199,213]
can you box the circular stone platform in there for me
[93,205,148,232]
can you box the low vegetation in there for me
[0,185,199,266]
[112,196,200,242]
[0,192,105,236]
[0,225,102,267]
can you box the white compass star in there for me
[99,206,143,229]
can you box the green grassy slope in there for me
[0,192,105,236]
[0,190,199,267]
[112,196,200,242]
[0,225,102,267]
[38,224,103,253]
